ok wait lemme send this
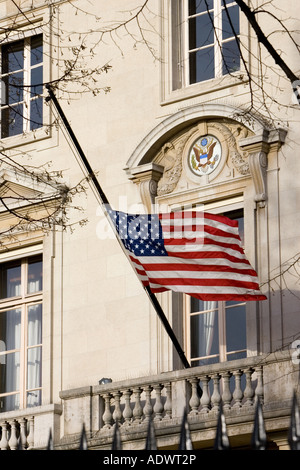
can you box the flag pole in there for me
[46,85,191,370]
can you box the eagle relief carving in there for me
[188,135,221,176]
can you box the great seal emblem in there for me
[188,135,222,176]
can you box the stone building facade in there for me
[0,0,299,450]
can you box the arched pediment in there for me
[125,103,287,211]
[125,103,267,171]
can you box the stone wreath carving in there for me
[209,121,251,176]
[157,128,197,196]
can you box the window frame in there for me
[186,292,247,366]
[0,254,43,412]
[160,0,249,105]
[183,0,241,86]
[0,33,43,139]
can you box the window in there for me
[172,0,240,90]
[0,255,42,412]
[1,34,43,138]
[186,209,246,366]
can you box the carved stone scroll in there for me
[128,163,164,212]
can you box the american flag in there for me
[108,208,266,301]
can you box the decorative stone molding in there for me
[239,129,287,207]
[157,127,197,196]
[206,121,251,177]
[125,103,287,208]
[128,163,164,211]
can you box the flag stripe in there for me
[164,237,244,254]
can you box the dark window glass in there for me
[4,71,24,104]
[189,0,214,16]
[30,35,43,66]
[225,303,246,352]
[222,4,240,40]
[189,13,214,50]
[1,103,23,138]
[0,262,21,299]
[30,66,43,97]
[30,97,43,131]
[189,46,215,83]
[2,40,24,74]
[222,38,240,75]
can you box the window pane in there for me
[189,0,213,16]
[225,303,246,352]
[27,257,43,294]
[0,262,21,299]
[30,35,43,66]
[190,46,214,83]
[227,351,247,361]
[2,40,24,74]
[0,351,20,393]
[190,298,218,313]
[28,304,42,346]
[222,4,240,40]
[30,66,43,96]
[3,71,24,104]
[0,308,21,351]
[189,13,214,50]
[191,355,219,367]
[30,97,43,131]
[0,394,20,412]
[27,346,42,389]
[222,38,240,75]
[1,103,23,138]
[191,310,219,358]
[27,389,41,408]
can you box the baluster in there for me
[255,366,264,404]
[8,420,18,450]
[153,384,164,421]
[222,372,232,410]
[143,385,153,421]
[200,375,211,413]
[164,383,172,419]
[0,422,9,450]
[244,368,255,407]
[27,416,34,450]
[123,389,133,424]
[102,393,113,428]
[189,377,200,415]
[211,374,221,412]
[132,388,143,423]
[232,370,243,408]
[19,418,28,449]
[112,391,123,425]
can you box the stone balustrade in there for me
[0,351,296,449]
[0,417,34,450]
[96,363,264,429]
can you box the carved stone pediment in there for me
[125,104,287,209]
[0,168,64,214]
[153,119,253,196]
